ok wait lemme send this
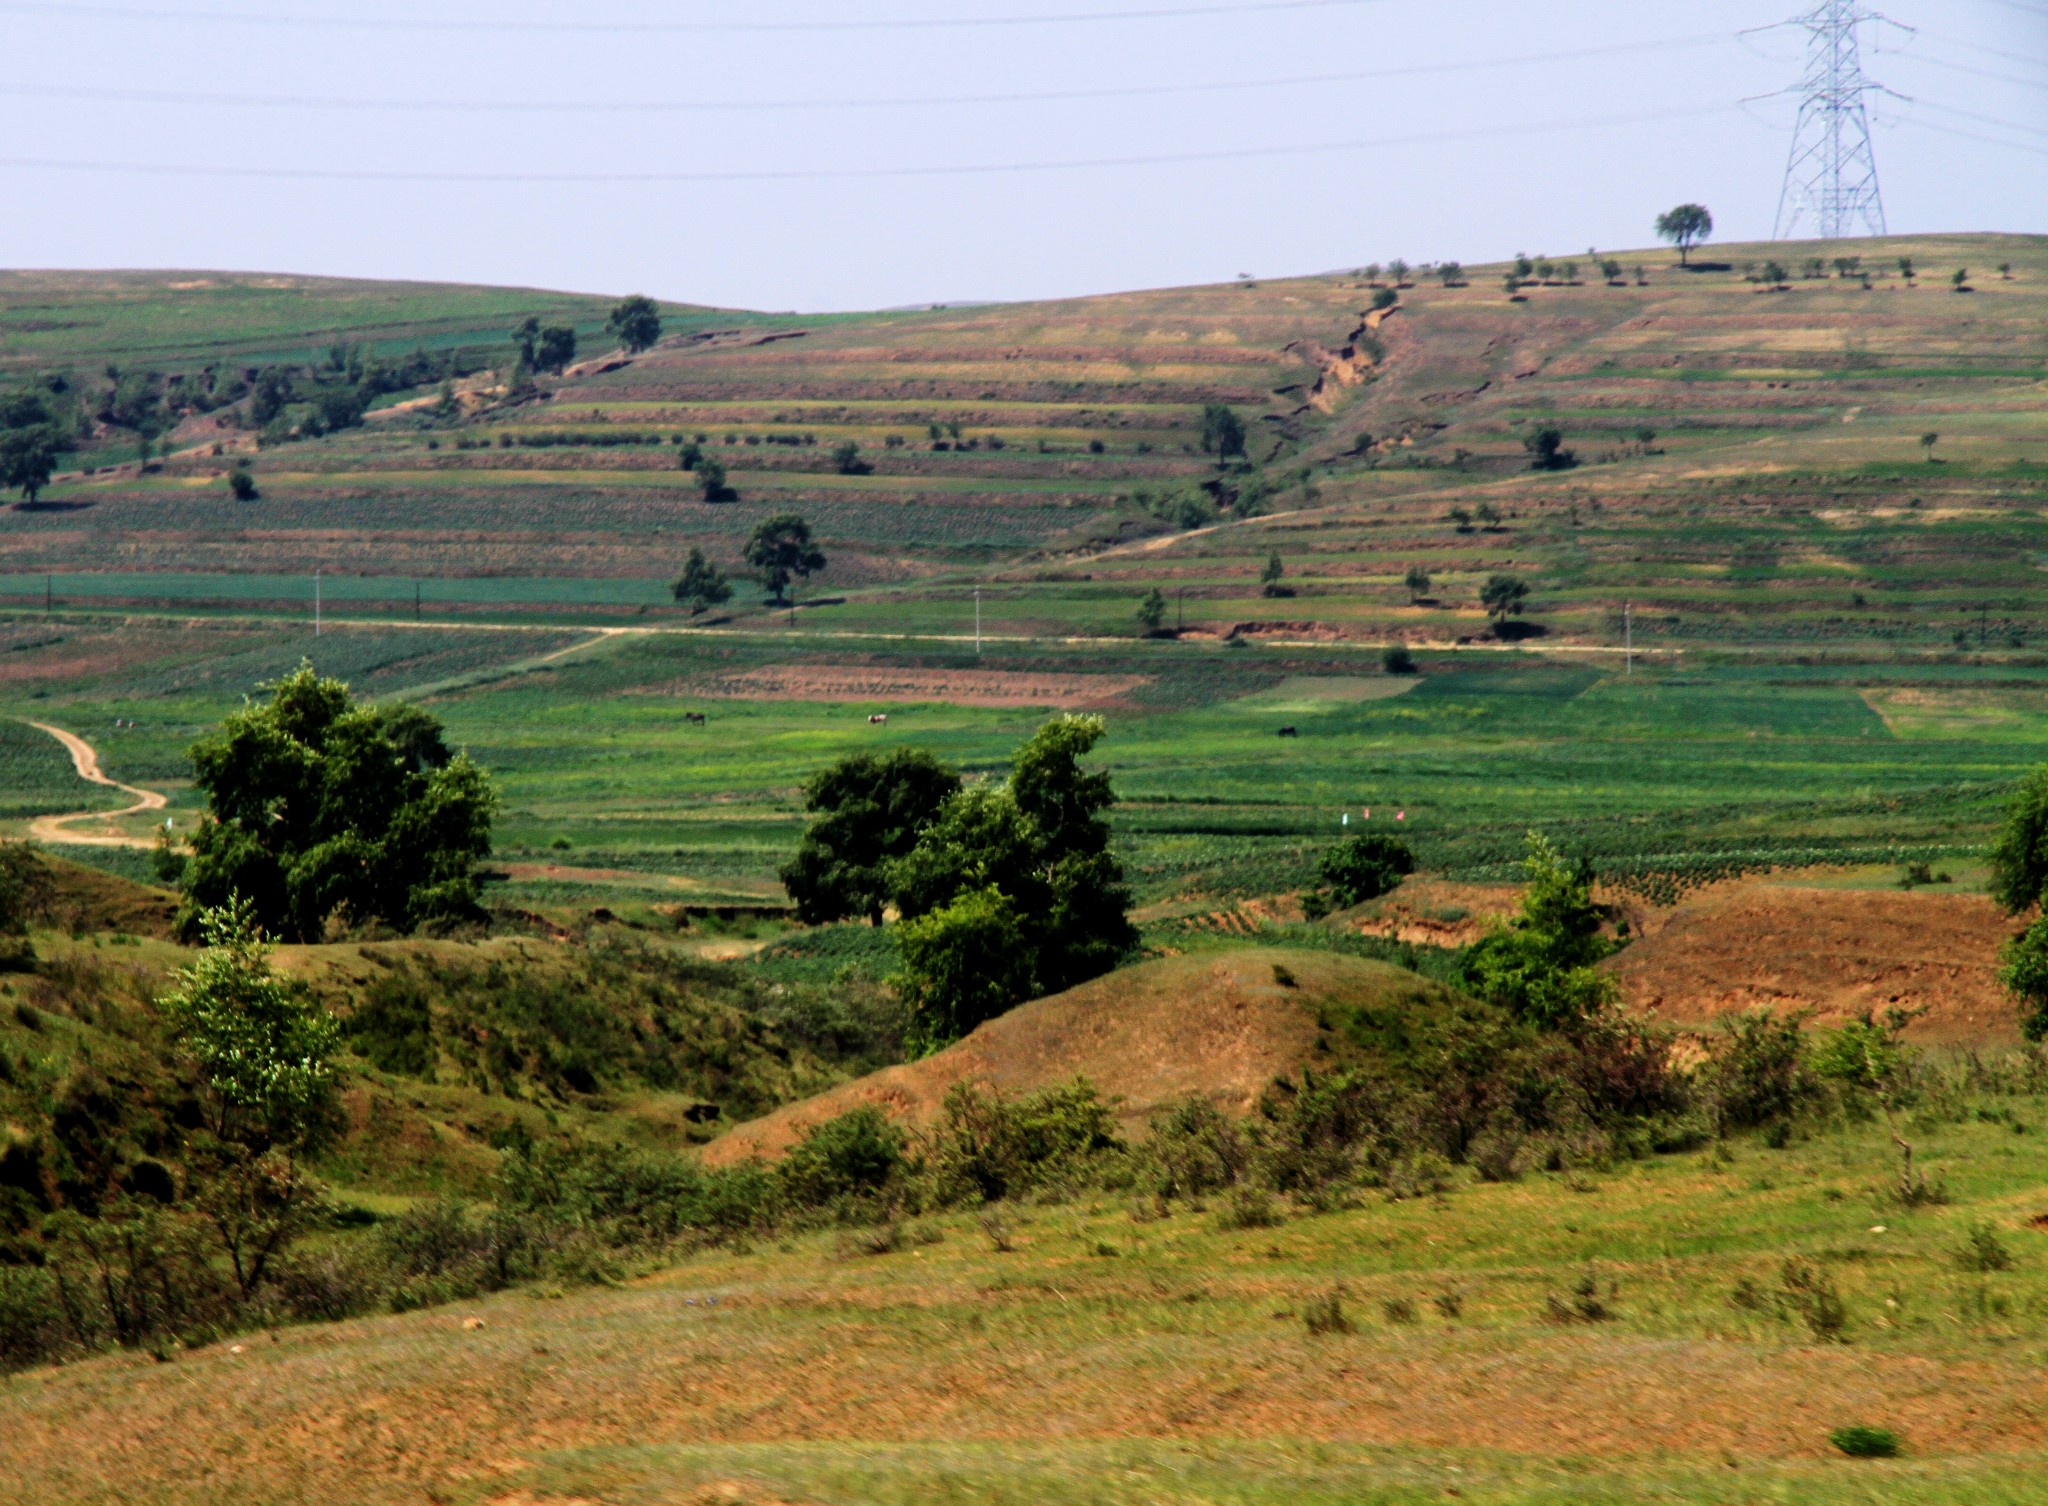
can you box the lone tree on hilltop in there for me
[607,294,662,354]
[180,663,497,942]
[1200,403,1246,463]
[1920,432,1940,462]
[745,512,826,604]
[1437,261,1463,287]
[1404,564,1431,602]
[1654,203,1714,266]
[1481,572,1530,625]
[672,546,732,615]
[780,748,961,925]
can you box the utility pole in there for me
[1625,599,1632,674]
[1770,0,1895,241]
[414,579,421,621]
[44,573,51,615]
[315,569,321,637]
[1177,587,1185,635]
[974,587,982,655]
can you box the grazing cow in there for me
[684,711,706,726]
[868,713,889,725]
[1277,726,1298,738]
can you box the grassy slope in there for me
[3,1104,2046,1505]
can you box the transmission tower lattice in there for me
[1772,0,1888,240]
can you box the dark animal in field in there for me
[684,712,707,725]
[1277,726,1298,738]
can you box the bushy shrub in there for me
[1302,1288,1353,1335]
[779,1107,906,1211]
[1708,1010,1812,1130]
[922,1079,1122,1204]
[1830,1425,1900,1458]
[1145,1096,1248,1198]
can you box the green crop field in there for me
[0,234,2043,897]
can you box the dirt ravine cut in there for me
[698,664,1154,708]
[25,722,168,849]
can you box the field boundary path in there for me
[26,722,167,848]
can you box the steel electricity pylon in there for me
[1771,0,1891,240]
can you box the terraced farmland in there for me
[2,235,2046,909]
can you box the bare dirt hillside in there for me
[705,948,1442,1163]
[1606,881,2018,1044]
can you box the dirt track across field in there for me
[25,722,168,849]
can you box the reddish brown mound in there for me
[704,948,1438,1164]
[1608,882,2018,1044]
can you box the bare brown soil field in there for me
[706,949,1439,1162]
[698,664,1153,708]
[1607,881,2020,1044]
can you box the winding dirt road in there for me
[26,722,168,848]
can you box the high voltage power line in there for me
[0,33,1732,114]
[0,101,1741,183]
[0,0,1390,32]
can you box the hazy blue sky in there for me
[0,0,2041,310]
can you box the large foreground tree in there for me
[781,749,961,925]
[181,663,497,941]
[890,715,1136,1046]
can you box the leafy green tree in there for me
[1920,431,1939,462]
[780,749,960,924]
[1371,287,1398,312]
[1404,564,1430,601]
[1459,834,1617,1027]
[0,386,73,504]
[895,887,1035,1051]
[606,294,662,354]
[888,715,1135,1037]
[1199,403,1246,461]
[158,896,342,1297]
[696,452,732,501]
[745,513,826,603]
[1654,203,1713,266]
[1991,768,2048,913]
[1261,552,1286,597]
[160,896,342,1149]
[671,546,731,615]
[1303,833,1414,917]
[227,463,259,501]
[1951,268,1970,292]
[1136,587,1167,634]
[1522,426,1575,470]
[832,439,870,475]
[181,663,498,942]
[533,324,577,374]
[2000,921,2048,1041]
[511,316,541,367]
[1436,261,1463,287]
[1481,573,1529,624]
